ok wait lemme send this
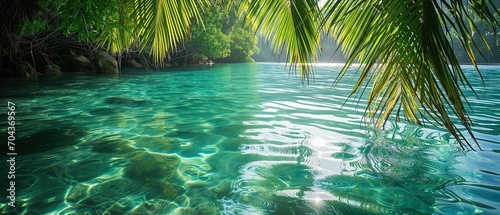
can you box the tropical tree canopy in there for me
[179,1,259,63]
[4,0,499,149]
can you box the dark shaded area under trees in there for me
[0,0,127,77]
[0,0,259,78]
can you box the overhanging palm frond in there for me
[321,0,499,149]
[100,0,208,64]
[133,0,208,64]
[239,0,321,81]
[98,0,136,55]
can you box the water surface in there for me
[1,63,499,214]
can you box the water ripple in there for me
[1,64,499,215]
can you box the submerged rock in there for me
[171,207,195,215]
[2,127,87,155]
[88,107,123,115]
[92,137,136,154]
[103,201,135,215]
[66,183,91,203]
[128,200,178,215]
[124,152,181,181]
[133,136,176,153]
[79,193,113,206]
[88,178,136,199]
[194,202,220,215]
[104,96,150,107]
[146,181,186,200]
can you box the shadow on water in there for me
[0,121,88,214]
[0,125,87,155]
[103,96,155,108]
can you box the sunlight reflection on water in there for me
[0,63,499,214]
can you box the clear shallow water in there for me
[0,63,499,215]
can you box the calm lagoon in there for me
[1,63,499,214]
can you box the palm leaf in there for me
[133,0,208,64]
[101,28,134,55]
[99,0,208,64]
[239,0,321,81]
[97,0,136,55]
[321,0,499,149]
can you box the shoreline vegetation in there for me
[2,1,499,78]
[1,0,499,149]
[0,1,259,78]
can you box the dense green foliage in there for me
[0,0,258,68]
[180,2,258,63]
[223,25,260,63]
[0,1,100,64]
[13,0,116,41]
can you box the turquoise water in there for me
[1,63,499,214]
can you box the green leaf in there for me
[320,0,499,149]
[239,0,321,82]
